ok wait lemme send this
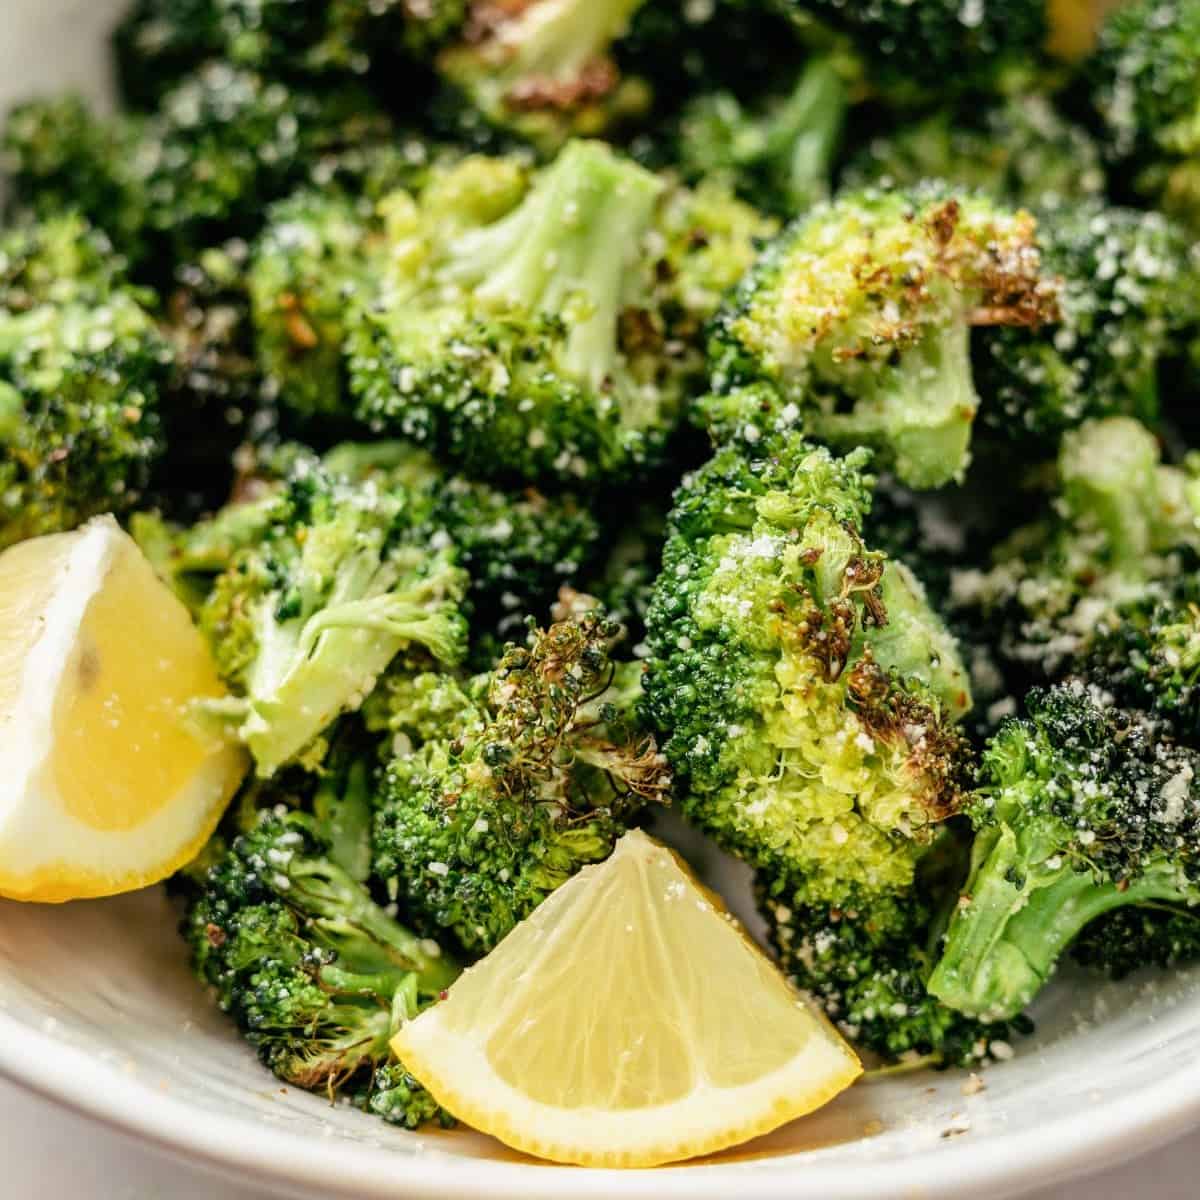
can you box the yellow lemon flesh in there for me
[392,828,861,1167]
[0,516,247,901]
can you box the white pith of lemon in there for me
[0,516,246,902]
[392,828,861,1167]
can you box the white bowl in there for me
[2,4,1200,1196]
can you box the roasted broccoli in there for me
[841,95,1106,208]
[347,141,770,484]
[1070,903,1200,979]
[198,451,469,777]
[640,429,1004,1060]
[768,0,1051,102]
[1088,0,1200,232]
[3,68,395,276]
[949,416,1200,694]
[674,57,848,216]
[706,186,1059,488]
[0,226,170,547]
[928,681,1200,1020]
[373,609,670,956]
[114,0,466,109]
[184,756,459,1125]
[249,188,377,420]
[433,0,654,153]
[976,203,1200,444]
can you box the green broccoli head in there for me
[841,95,1107,208]
[249,188,378,419]
[976,204,1200,443]
[184,759,458,1121]
[372,609,670,956]
[1071,903,1200,980]
[199,452,469,777]
[771,0,1083,103]
[641,431,972,901]
[4,69,397,277]
[0,292,169,548]
[315,440,607,664]
[928,681,1200,1021]
[114,0,467,109]
[435,0,653,153]
[1088,0,1200,232]
[0,213,127,310]
[759,847,1018,1064]
[640,430,1000,1062]
[707,186,1059,488]
[348,141,764,484]
[949,416,1200,689]
[675,56,848,216]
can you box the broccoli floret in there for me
[642,430,972,892]
[184,760,459,1122]
[4,69,396,277]
[114,0,467,110]
[760,841,1021,1064]
[249,189,377,420]
[0,288,169,549]
[841,95,1106,208]
[579,499,667,648]
[706,186,1059,488]
[949,416,1200,690]
[199,452,469,777]
[771,0,1082,103]
[928,681,1200,1020]
[1088,0,1200,232]
[976,204,1200,444]
[1071,904,1200,979]
[156,241,264,515]
[434,0,654,153]
[320,440,606,663]
[0,212,128,310]
[347,142,753,484]
[640,429,1003,1061]
[674,57,848,216]
[373,609,670,956]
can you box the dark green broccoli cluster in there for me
[0,216,170,547]
[374,609,670,955]
[183,755,459,1125]
[929,681,1200,1020]
[976,204,1200,443]
[4,68,396,276]
[114,0,467,109]
[842,95,1106,208]
[1087,0,1200,232]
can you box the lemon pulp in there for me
[394,829,861,1167]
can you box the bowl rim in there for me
[0,997,1197,1200]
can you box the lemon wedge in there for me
[392,828,861,1167]
[0,516,246,902]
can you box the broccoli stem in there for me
[812,321,977,489]
[287,856,459,993]
[764,58,847,213]
[473,0,645,91]
[929,830,1192,1020]
[244,570,464,777]
[443,140,663,412]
